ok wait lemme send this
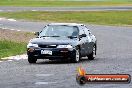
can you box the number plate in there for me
[41,50,52,55]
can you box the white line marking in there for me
[1,57,7,60]
[7,10,12,11]
[17,30,21,31]
[0,61,3,63]
[32,32,35,33]
[0,10,3,12]
[35,82,57,85]
[0,18,5,20]
[7,19,16,21]
[2,28,7,29]
[7,60,13,62]
[13,58,21,61]
[36,74,54,77]
[31,10,37,11]
[10,29,15,30]
[1,54,27,61]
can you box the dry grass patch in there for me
[0,29,35,59]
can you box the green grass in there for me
[0,29,35,59]
[0,0,131,7]
[0,11,131,26]
[0,40,26,59]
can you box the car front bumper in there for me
[27,48,76,60]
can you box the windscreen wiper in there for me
[40,36,60,38]
[40,36,50,38]
[67,36,77,39]
[50,36,60,37]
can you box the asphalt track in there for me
[0,7,132,88]
[0,6,132,12]
[0,18,132,88]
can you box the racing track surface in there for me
[0,6,132,12]
[0,19,132,88]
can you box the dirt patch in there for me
[0,29,35,43]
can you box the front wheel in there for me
[88,45,96,60]
[71,49,80,63]
[28,55,37,63]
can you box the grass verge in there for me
[0,40,26,59]
[0,11,131,26]
[0,0,131,7]
[0,29,35,59]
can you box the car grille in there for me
[39,45,57,48]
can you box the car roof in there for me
[48,23,84,26]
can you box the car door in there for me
[78,26,88,57]
[83,26,94,55]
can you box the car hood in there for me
[29,37,78,46]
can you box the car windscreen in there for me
[39,25,79,37]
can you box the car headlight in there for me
[27,43,38,48]
[57,45,73,48]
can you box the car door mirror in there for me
[34,32,39,36]
[80,34,87,38]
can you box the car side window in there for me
[78,26,85,35]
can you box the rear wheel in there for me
[71,49,80,63]
[28,55,37,63]
[88,45,96,60]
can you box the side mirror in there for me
[34,32,39,36]
[80,34,87,38]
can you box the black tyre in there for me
[28,55,37,63]
[71,49,80,63]
[88,45,96,60]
